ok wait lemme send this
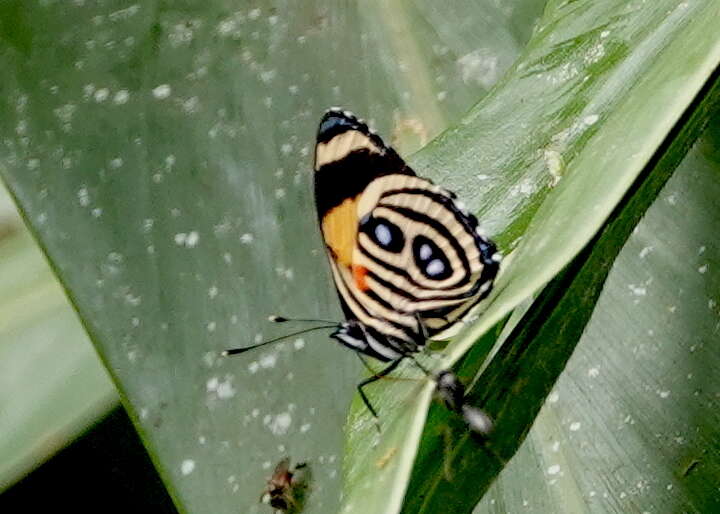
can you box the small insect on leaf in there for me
[260,458,311,513]
[435,370,494,436]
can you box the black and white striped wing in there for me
[353,174,499,337]
[313,108,499,360]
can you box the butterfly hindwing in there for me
[354,174,499,332]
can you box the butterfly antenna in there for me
[268,315,338,324]
[222,325,337,356]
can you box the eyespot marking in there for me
[412,235,452,280]
[361,216,405,254]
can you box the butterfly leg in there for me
[356,353,379,376]
[356,357,404,420]
[414,312,430,340]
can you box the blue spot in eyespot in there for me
[361,216,405,253]
[426,259,445,276]
[375,224,392,246]
[413,235,452,280]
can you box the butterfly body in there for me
[315,109,500,363]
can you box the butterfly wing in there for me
[314,110,419,359]
[354,174,499,335]
[314,109,413,267]
[313,109,499,359]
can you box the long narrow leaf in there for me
[343,2,720,512]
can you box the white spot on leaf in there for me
[152,84,172,99]
[259,353,277,368]
[181,459,196,475]
[628,284,647,296]
[457,49,499,88]
[639,246,654,259]
[267,412,292,435]
[113,90,129,104]
[94,88,109,102]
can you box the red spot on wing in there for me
[352,265,370,291]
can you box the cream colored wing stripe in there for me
[315,131,382,168]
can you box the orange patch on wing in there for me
[352,265,370,291]
[321,197,359,267]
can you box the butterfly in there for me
[225,109,501,432]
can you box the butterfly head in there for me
[330,319,408,363]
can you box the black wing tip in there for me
[317,107,381,144]
[322,107,361,124]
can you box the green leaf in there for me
[3,0,718,512]
[343,2,720,513]
[0,1,544,512]
[404,70,720,514]
[0,218,116,490]
[476,107,720,514]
